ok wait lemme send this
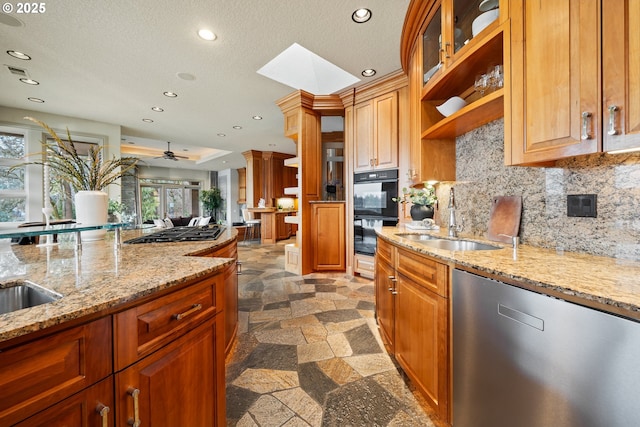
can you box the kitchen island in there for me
[0,227,237,426]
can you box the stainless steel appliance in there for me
[452,269,640,427]
[124,225,225,244]
[353,170,398,256]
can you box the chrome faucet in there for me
[448,187,463,237]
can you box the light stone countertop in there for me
[0,227,237,343]
[377,225,640,321]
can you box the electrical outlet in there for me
[567,194,597,217]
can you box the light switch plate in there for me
[567,194,597,217]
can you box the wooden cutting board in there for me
[487,196,522,243]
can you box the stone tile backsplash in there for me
[435,118,640,261]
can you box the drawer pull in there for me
[173,303,203,320]
[96,403,110,427]
[127,388,141,427]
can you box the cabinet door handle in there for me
[172,303,203,320]
[373,157,378,166]
[127,388,141,427]
[96,403,110,427]
[608,105,619,136]
[391,290,398,295]
[581,111,593,140]
[444,42,451,59]
[369,158,374,166]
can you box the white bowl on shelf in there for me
[436,96,467,117]
[472,9,499,37]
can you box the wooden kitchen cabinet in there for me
[202,238,239,356]
[311,202,345,271]
[14,377,114,427]
[375,237,450,424]
[0,317,112,426]
[116,317,224,427]
[400,0,507,183]
[602,0,640,153]
[114,273,226,427]
[375,238,395,353]
[507,0,600,165]
[353,91,399,172]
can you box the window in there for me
[0,132,26,223]
[139,179,201,222]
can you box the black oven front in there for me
[353,169,398,256]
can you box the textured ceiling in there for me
[0,0,410,171]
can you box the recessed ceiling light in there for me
[197,29,217,41]
[142,118,154,123]
[233,126,242,130]
[19,78,39,85]
[268,144,276,147]
[177,72,196,81]
[163,91,178,98]
[7,50,31,60]
[151,106,164,112]
[222,160,228,164]
[252,115,263,120]
[27,97,44,103]
[352,8,372,23]
[183,148,189,152]
[217,133,226,137]
[128,141,135,144]
[362,69,376,77]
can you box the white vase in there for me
[75,190,109,241]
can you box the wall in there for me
[434,119,640,261]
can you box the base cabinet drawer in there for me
[114,276,222,370]
[0,317,112,426]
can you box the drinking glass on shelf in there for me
[486,64,503,92]
[474,74,488,96]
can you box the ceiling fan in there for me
[155,141,188,161]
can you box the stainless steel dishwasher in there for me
[452,269,640,427]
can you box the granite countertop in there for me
[0,227,237,343]
[377,226,640,321]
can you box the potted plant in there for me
[393,183,437,221]
[16,117,140,238]
[200,187,223,223]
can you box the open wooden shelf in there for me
[422,89,504,139]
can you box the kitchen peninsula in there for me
[246,207,296,244]
[0,227,237,426]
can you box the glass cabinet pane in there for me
[454,0,500,52]
[422,6,442,85]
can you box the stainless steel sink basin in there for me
[0,281,62,315]
[395,233,440,241]
[396,234,501,251]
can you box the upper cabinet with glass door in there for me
[406,0,506,139]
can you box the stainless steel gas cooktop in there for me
[124,225,225,244]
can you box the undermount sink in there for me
[396,233,501,251]
[0,281,62,315]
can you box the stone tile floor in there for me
[226,239,445,426]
